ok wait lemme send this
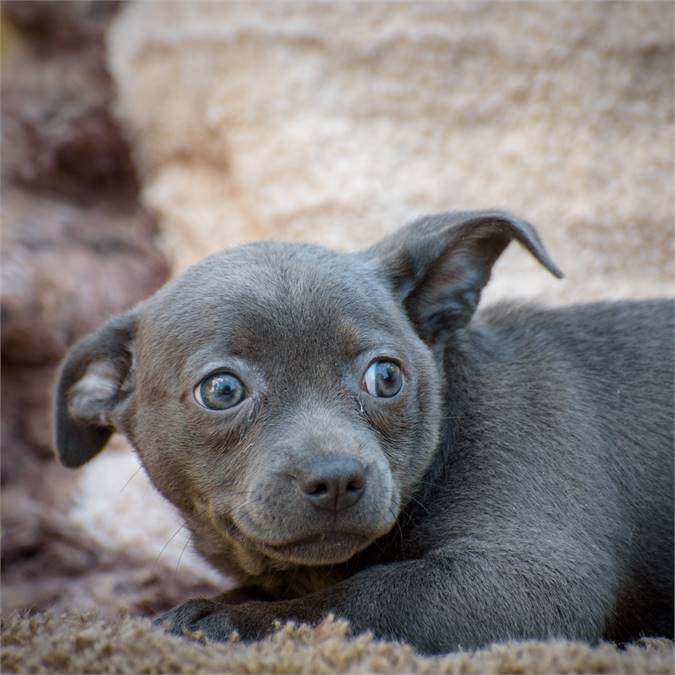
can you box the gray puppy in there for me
[55,211,674,654]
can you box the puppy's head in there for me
[55,211,561,572]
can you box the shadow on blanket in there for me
[2,612,673,674]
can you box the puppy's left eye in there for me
[363,360,403,398]
[195,372,245,410]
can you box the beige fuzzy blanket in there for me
[2,613,673,674]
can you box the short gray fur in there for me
[54,210,674,654]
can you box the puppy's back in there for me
[479,298,673,640]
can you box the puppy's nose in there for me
[299,456,366,513]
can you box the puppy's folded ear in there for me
[366,210,563,343]
[54,313,136,468]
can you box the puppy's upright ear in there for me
[54,313,137,468]
[366,210,563,343]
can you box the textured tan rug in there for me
[2,612,673,674]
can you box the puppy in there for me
[54,211,674,654]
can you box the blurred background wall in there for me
[1,1,214,616]
[109,1,673,301]
[2,1,673,617]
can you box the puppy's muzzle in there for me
[297,455,366,513]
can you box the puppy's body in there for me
[377,300,673,647]
[194,300,674,650]
[55,211,674,654]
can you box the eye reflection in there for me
[195,372,245,410]
[363,360,403,398]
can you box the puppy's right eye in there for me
[195,373,245,410]
[363,360,403,398]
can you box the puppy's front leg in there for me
[156,554,608,654]
[155,586,272,628]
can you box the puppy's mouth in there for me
[256,530,374,565]
[210,511,386,565]
[205,483,400,566]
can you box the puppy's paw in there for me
[154,598,237,642]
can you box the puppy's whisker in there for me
[230,499,264,524]
[395,507,416,531]
[415,480,444,489]
[120,465,143,492]
[175,533,193,577]
[153,523,186,571]
[388,506,406,557]
[407,495,430,514]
